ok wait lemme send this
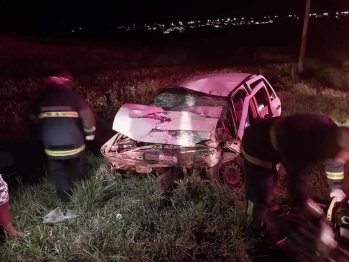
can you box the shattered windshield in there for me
[151,86,228,110]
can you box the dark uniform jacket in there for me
[242,113,344,206]
[30,85,96,160]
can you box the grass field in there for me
[1,31,349,261]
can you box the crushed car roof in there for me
[174,73,254,97]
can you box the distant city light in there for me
[112,11,349,35]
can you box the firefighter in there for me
[0,174,26,238]
[242,113,349,249]
[30,71,96,203]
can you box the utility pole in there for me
[298,0,311,73]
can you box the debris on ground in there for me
[43,207,77,224]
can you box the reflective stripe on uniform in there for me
[243,117,285,170]
[242,149,273,169]
[326,171,345,180]
[38,111,79,119]
[45,144,86,157]
[246,200,254,224]
[83,126,96,133]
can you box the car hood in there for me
[112,103,223,146]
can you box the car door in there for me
[229,87,249,135]
[245,76,281,117]
[262,77,281,116]
[236,83,272,140]
[250,81,274,119]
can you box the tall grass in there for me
[1,39,349,261]
[2,156,251,261]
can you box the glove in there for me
[85,134,95,141]
[330,189,346,202]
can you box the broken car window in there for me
[151,86,228,110]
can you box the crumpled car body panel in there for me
[101,73,281,175]
[101,103,231,173]
[111,103,223,146]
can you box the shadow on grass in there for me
[0,139,46,190]
[0,114,115,194]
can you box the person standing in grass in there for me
[0,174,26,238]
[29,71,96,203]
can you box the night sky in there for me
[1,0,349,32]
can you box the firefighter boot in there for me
[244,218,280,243]
[57,188,72,203]
[243,221,266,239]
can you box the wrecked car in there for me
[101,73,281,189]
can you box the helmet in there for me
[45,71,74,88]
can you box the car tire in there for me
[209,152,245,189]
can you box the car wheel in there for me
[210,153,244,189]
[211,152,245,189]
